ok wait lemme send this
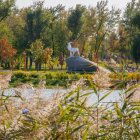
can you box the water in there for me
[1,88,122,106]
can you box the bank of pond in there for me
[8,70,140,89]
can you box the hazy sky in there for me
[16,0,132,10]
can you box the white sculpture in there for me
[67,42,80,57]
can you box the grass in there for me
[0,66,140,139]
[0,79,140,139]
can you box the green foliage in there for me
[0,22,15,43]
[10,71,40,86]
[132,12,140,29]
[0,0,140,71]
[24,1,48,44]
[131,34,140,65]
[45,72,81,87]
[30,39,44,63]
[109,71,140,88]
[131,12,140,66]
[0,0,15,22]
[10,71,84,87]
[67,4,85,40]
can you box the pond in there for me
[1,88,123,106]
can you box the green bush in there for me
[10,71,93,88]
[13,71,27,79]
[10,71,40,87]
[29,73,39,78]
[45,72,82,87]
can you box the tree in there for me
[0,0,15,22]
[23,1,50,69]
[43,48,53,70]
[78,1,120,61]
[5,9,26,52]
[131,11,140,68]
[47,4,65,56]
[59,52,64,69]
[25,1,49,44]
[67,4,85,40]
[53,14,70,57]
[0,38,16,69]
[131,34,140,68]
[30,39,44,70]
[123,0,140,55]
[90,1,120,61]
[118,23,129,59]
[132,12,140,29]
[0,21,15,43]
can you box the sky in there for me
[16,0,132,10]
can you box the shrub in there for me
[109,72,140,82]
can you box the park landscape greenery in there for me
[0,0,140,70]
[1,0,140,139]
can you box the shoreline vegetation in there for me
[0,69,140,90]
[0,72,140,139]
[0,68,140,139]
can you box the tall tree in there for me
[0,38,16,69]
[131,11,140,68]
[91,1,120,61]
[23,1,49,69]
[48,4,65,56]
[30,39,44,70]
[24,1,49,45]
[0,0,15,22]
[131,34,140,68]
[67,4,85,40]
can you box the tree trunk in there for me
[39,63,42,70]
[35,62,38,71]
[26,57,28,70]
[45,63,47,70]
[29,57,33,70]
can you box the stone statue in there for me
[67,42,80,57]
[66,42,97,73]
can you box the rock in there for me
[66,56,98,73]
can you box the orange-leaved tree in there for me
[0,38,17,69]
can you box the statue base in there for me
[66,56,98,73]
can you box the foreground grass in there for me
[0,80,140,139]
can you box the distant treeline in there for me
[0,0,140,70]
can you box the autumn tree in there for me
[59,52,64,70]
[43,48,53,70]
[0,38,16,69]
